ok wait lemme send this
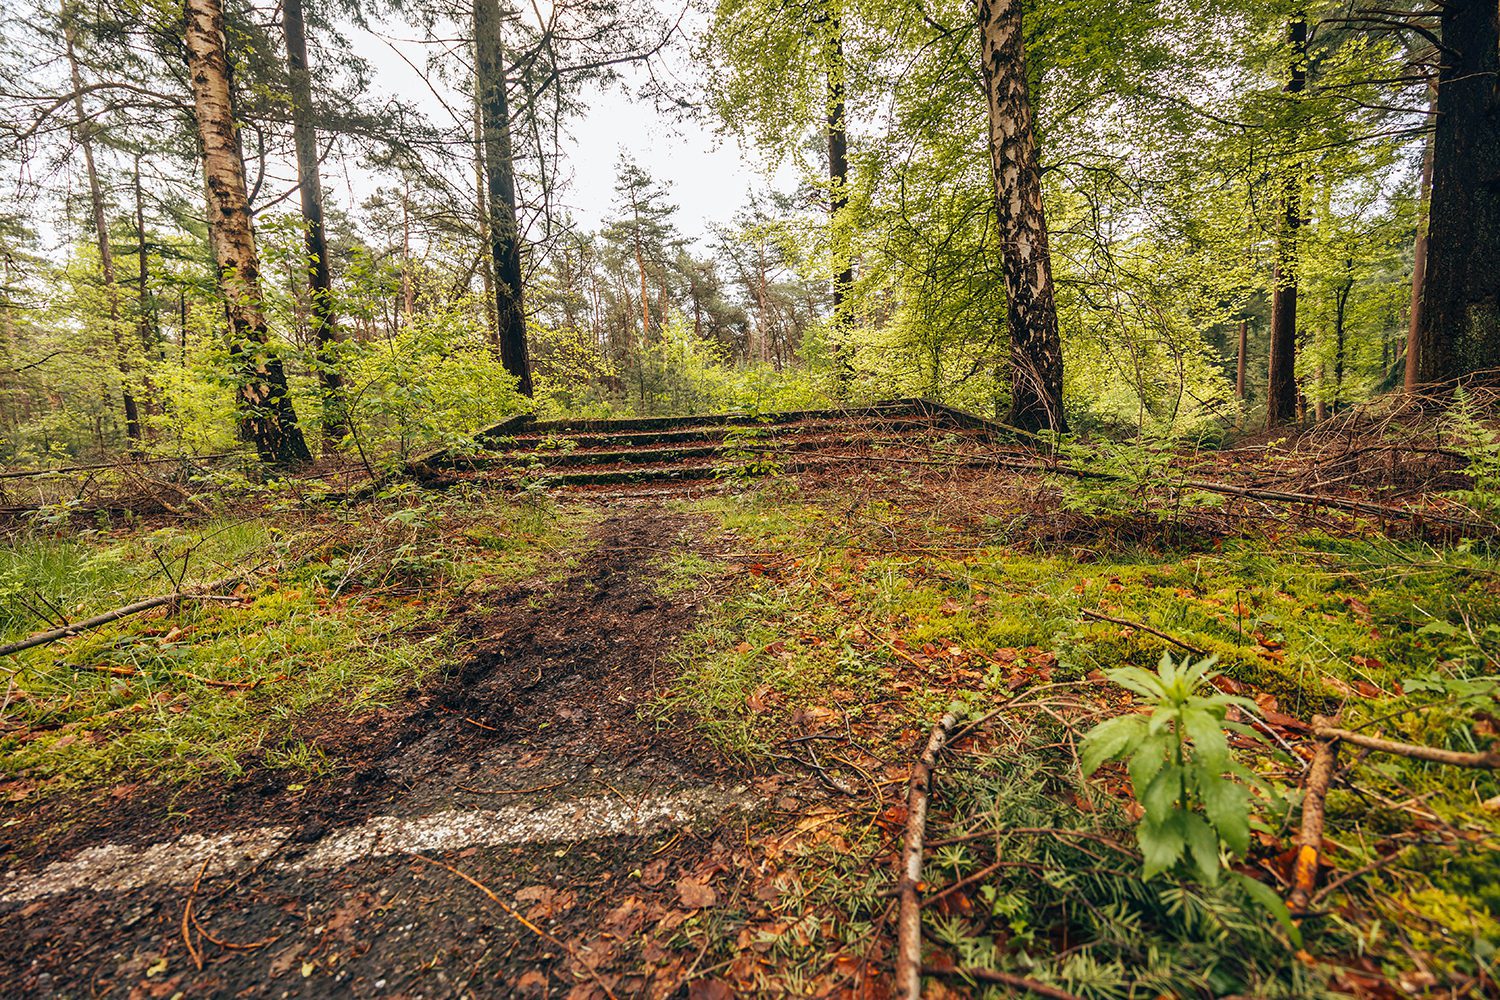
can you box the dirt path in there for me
[0,504,776,998]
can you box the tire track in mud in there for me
[0,504,769,998]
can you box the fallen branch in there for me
[896,710,958,1000]
[1177,478,1492,535]
[1288,728,1340,914]
[0,572,248,659]
[923,964,1085,1000]
[0,452,242,480]
[914,447,1499,537]
[1310,842,1419,906]
[189,908,281,951]
[1079,608,1205,655]
[178,671,277,691]
[1312,724,1500,769]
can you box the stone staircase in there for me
[414,398,1001,492]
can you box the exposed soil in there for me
[0,503,786,998]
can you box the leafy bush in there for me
[338,306,529,463]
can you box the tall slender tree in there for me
[977,0,1067,432]
[1265,17,1305,427]
[1402,84,1435,393]
[184,0,311,464]
[474,0,532,396]
[62,3,140,443]
[281,0,345,440]
[1235,318,1248,401]
[824,6,853,381]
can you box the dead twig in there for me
[1288,730,1340,914]
[189,909,282,951]
[0,452,242,480]
[1079,608,1205,655]
[1312,724,1500,769]
[405,852,619,1000]
[896,710,958,1000]
[182,860,208,972]
[922,964,1086,1000]
[0,571,250,658]
[1311,842,1424,906]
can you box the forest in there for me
[0,0,1497,996]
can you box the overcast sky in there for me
[342,12,800,247]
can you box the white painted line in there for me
[1,785,752,905]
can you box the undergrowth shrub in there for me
[807,741,1327,998]
[1442,386,1500,518]
[339,308,529,463]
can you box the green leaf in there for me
[1147,705,1176,735]
[1232,872,1302,948]
[1139,813,1186,880]
[1182,812,1221,884]
[1181,706,1230,771]
[1418,621,1460,638]
[1142,763,1181,820]
[1181,654,1218,690]
[1199,774,1250,855]
[1080,714,1147,775]
[1105,665,1166,700]
[1128,733,1169,797]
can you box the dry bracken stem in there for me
[896,710,957,1000]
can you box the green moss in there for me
[0,492,592,790]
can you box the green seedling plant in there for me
[716,414,782,480]
[1081,654,1300,948]
[1082,653,1264,886]
[1049,435,1178,517]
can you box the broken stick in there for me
[1288,727,1340,914]
[1312,724,1499,770]
[0,572,247,658]
[896,710,958,1000]
[923,965,1086,1000]
[1079,608,1205,655]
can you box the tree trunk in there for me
[63,6,140,444]
[474,0,532,396]
[132,156,158,425]
[1403,83,1436,393]
[133,157,158,359]
[474,72,498,344]
[1333,267,1352,410]
[400,183,413,326]
[1416,0,1500,385]
[977,0,1067,433]
[0,269,16,436]
[635,237,651,344]
[282,0,346,442]
[184,0,311,465]
[826,9,853,383]
[1235,318,1248,400]
[1266,18,1305,427]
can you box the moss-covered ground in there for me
[0,485,591,792]
[659,475,1498,996]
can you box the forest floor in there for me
[1,420,1497,998]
